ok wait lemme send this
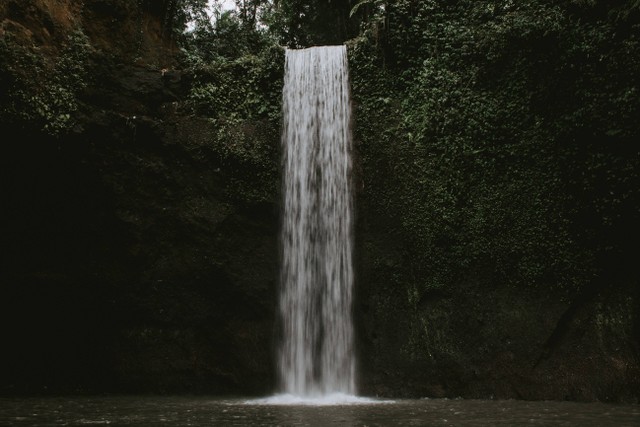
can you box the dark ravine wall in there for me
[2,113,279,394]
[1,0,280,395]
[348,1,640,402]
[1,0,639,402]
[355,237,640,400]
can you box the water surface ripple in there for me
[1,396,638,426]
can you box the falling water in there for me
[279,45,355,397]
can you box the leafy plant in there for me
[0,28,91,136]
[349,0,640,305]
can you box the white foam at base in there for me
[245,393,394,406]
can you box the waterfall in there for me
[278,45,355,397]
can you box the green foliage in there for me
[350,0,384,19]
[0,28,91,136]
[187,45,282,118]
[180,8,274,64]
[173,0,639,221]
[183,36,284,203]
[161,0,211,37]
[163,1,285,203]
[350,0,640,305]
[268,0,354,47]
[177,0,358,52]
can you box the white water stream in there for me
[278,45,356,399]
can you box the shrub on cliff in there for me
[349,0,640,302]
[0,28,91,136]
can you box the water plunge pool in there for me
[1,395,638,426]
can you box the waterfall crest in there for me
[279,45,355,397]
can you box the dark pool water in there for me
[0,395,638,426]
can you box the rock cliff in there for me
[1,0,638,402]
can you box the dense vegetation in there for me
[3,0,638,335]
[348,0,640,301]
[157,0,640,301]
[1,0,638,398]
[176,0,640,369]
[0,27,91,135]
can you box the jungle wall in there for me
[1,0,638,401]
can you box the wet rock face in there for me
[0,2,280,395]
[0,63,280,395]
[1,0,174,60]
[353,167,640,403]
